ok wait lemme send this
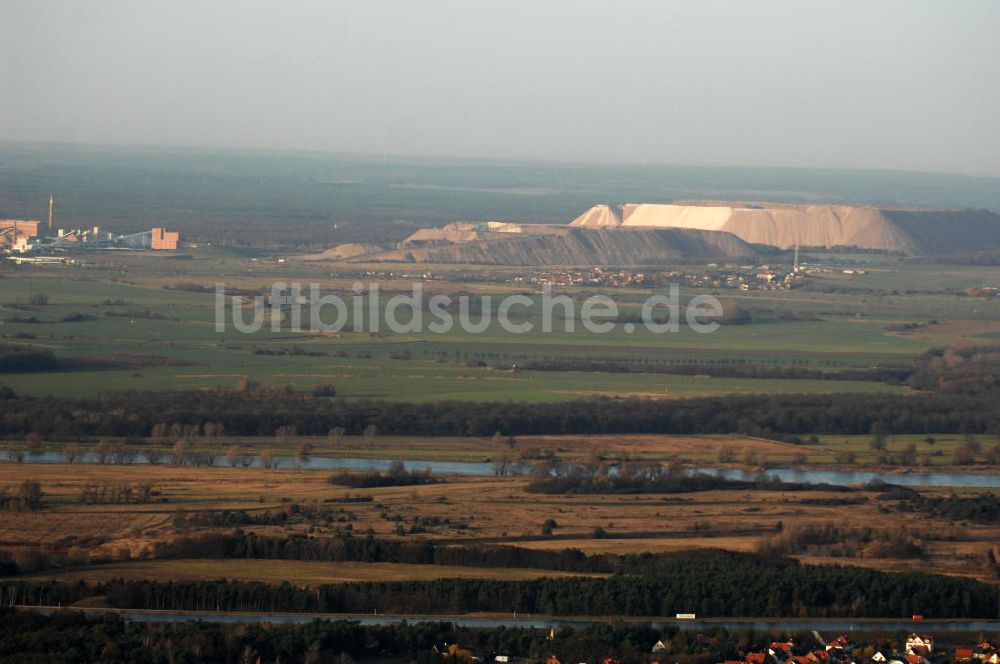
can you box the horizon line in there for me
[2,139,999,181]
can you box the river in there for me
[3,451,999,488]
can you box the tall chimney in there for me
[48,195,54,234]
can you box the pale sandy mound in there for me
[295,243,384,261]
[570,201,1000,254]
[569,204,624,227]
[399,227,484,248]
[623,204,733,230]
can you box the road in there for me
[15,605,1000,632]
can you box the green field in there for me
[0,252,996,401]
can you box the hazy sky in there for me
[2,0,999,175]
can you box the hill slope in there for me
[362,226,757,265]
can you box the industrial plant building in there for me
[2,196,180,256]
[0,219,40,252]
[2,221,180,255]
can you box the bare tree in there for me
[25,433,44,455]
[260,448,278,470]
[275,424,297,445]
[492,453,516,476]
[94,440,111,465]
[869,422,888,452]
[171,439,190,466]
[17,480,43,510]
[327,426,346,447]
[293,442,313,470]
[717,446,737,463]
[363,424,377,447]
[62,443,81,464]
[584,444,606,466]
[235,375,261,393]
[226,445,242,468]
[112,443,137,465]
[952,440,977,465]
[899,442,918,466]
[834,450,856,465]
[150,422,168,443]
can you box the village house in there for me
[770,641,796,657]
[906,635,934,657]
[871,651,905,664]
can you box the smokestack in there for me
[48,195,53,234]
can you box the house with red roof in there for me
[905,635,933,656]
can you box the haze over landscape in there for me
[3,0,1000,175]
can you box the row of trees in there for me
[7,440,316,470]
[80,480,156,505]
[756,524,924,559]
[151,530,637,573]
[526,463,849,495]
[0,479,153,508]
[519,358,910,384]
[0,480,42,511]
[907,345,1000,395]
[4,552,998,617]
[903,492,1000,524]
[1,391,998,439]
[328,461,439,488]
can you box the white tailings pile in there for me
[569,201,1000,254]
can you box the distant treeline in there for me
[902,492,1000,524]
[328,462,439,488]
[0,344,187,374]
[518,359,911,383]
[526,465,851,495]
[0,345,59,373]
[0,528,706,577]
[0,391,997,440]
[756,524,924,560]
[4,552,997,617]
[148,530,656,575]
[907,346,1000,395]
